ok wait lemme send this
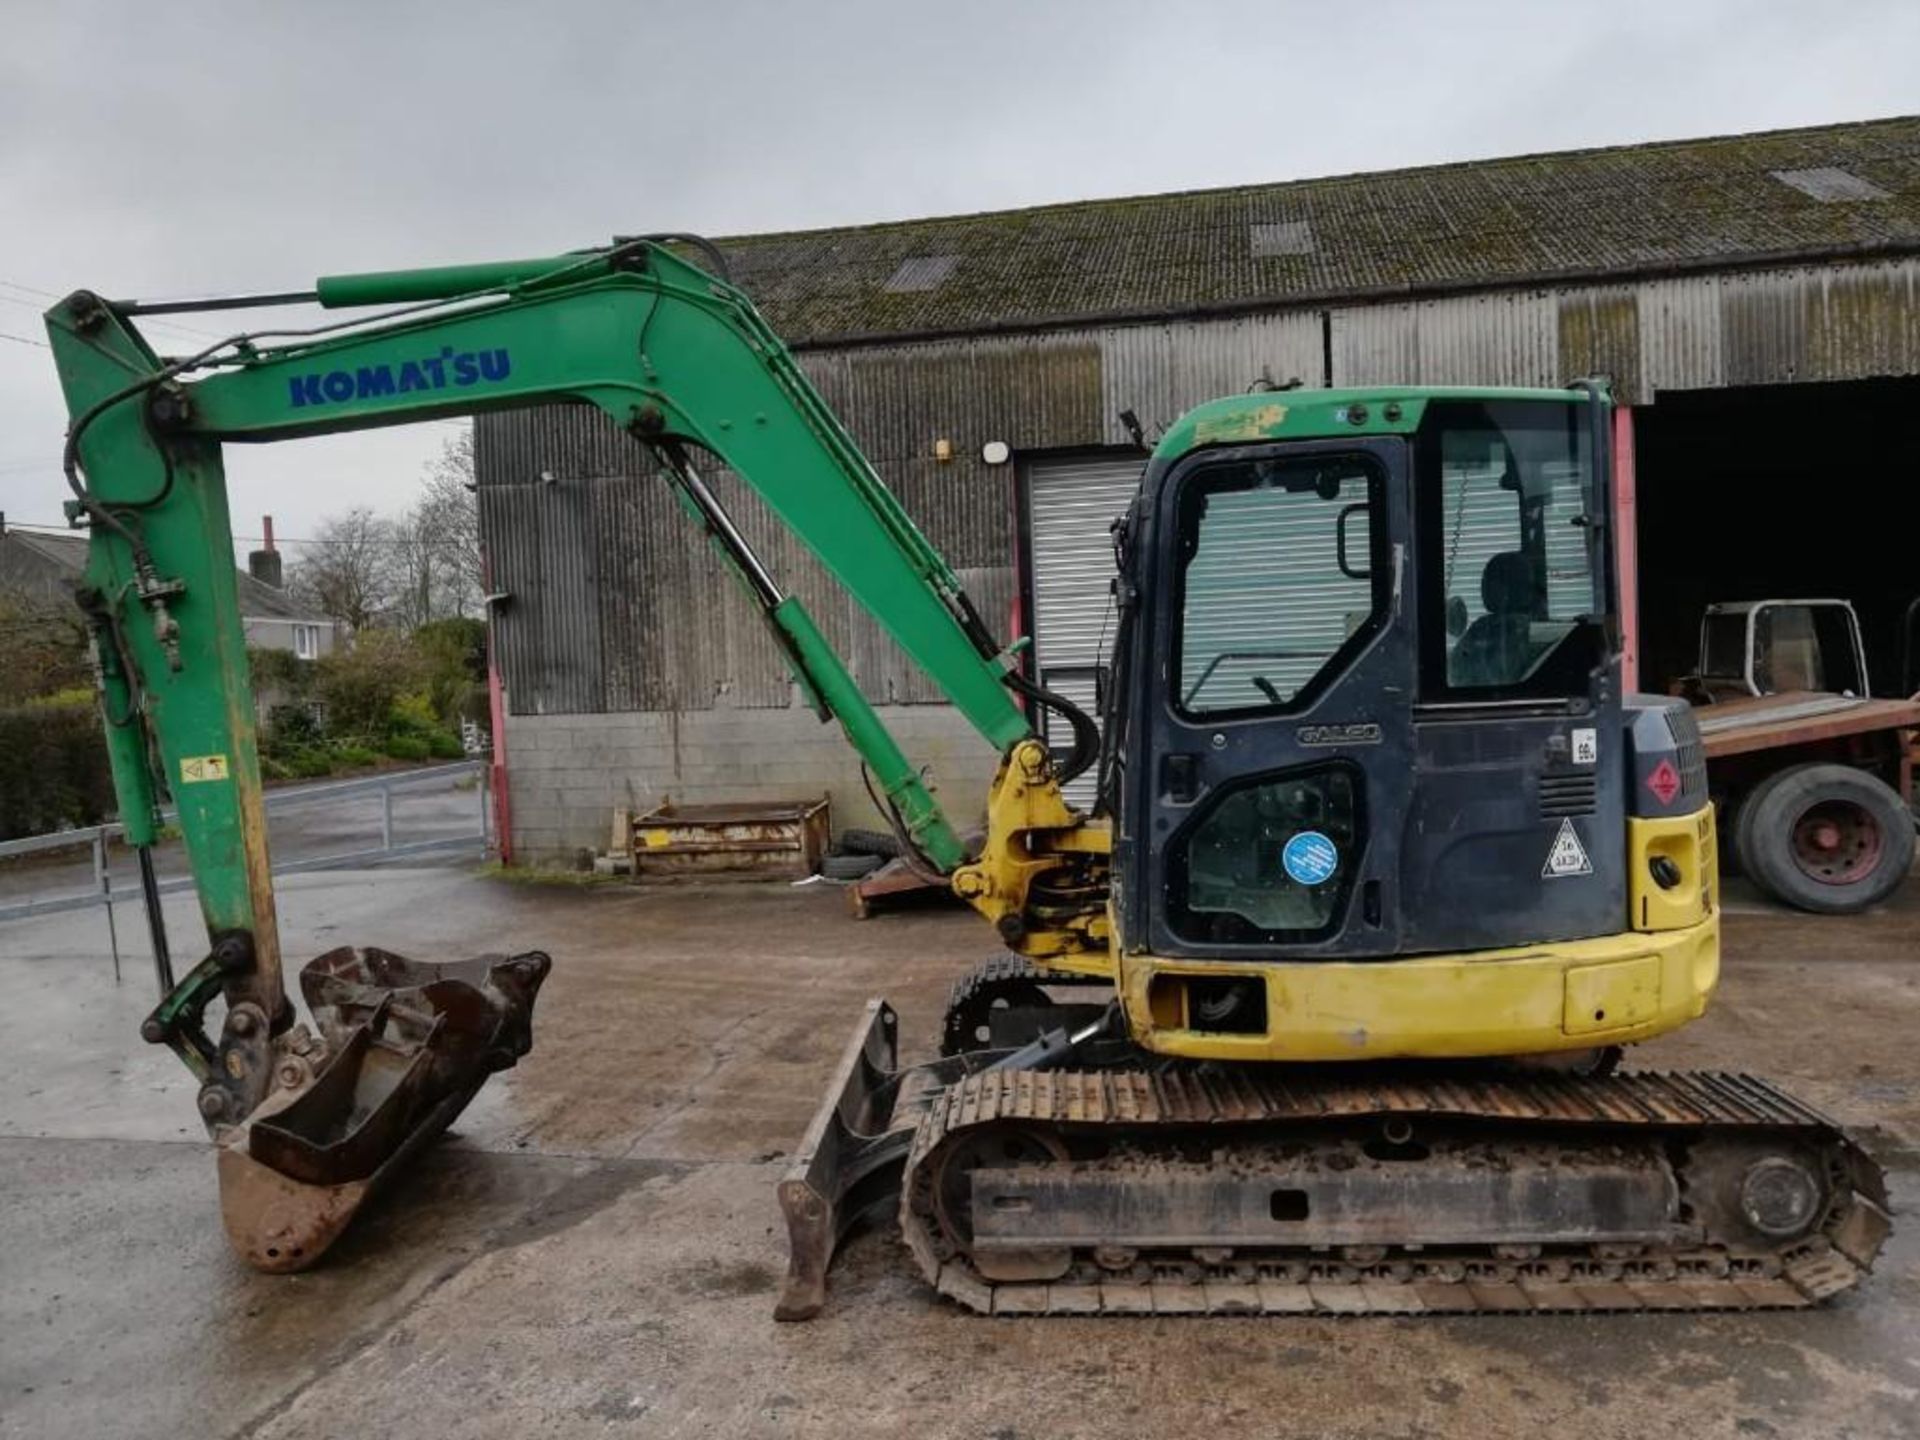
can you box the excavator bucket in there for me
[216,946,550,1272]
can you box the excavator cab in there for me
[1095,390,1717,1062]
[1120,395,1616,952]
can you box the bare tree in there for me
[423,429,481,589]
[388,512,440,632]
[287,507,398,631]
[284,431,478,633]
[389,430,482,628]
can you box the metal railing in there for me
[0,761,490,934]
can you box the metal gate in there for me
[1024,453,1145,806]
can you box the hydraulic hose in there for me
[1004,668,1101,786]
[946,579,1101,787]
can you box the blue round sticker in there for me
[1281,830,1339,886]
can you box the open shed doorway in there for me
[1633,377,1920,698]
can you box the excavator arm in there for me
[44,237,1105,1271]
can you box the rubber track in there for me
[899,1066,1891,1316]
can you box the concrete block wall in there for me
[502,701,997,864]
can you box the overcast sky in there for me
[2,0,1916,557]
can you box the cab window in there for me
[1416,401,1605,698]
[1174,452,1387,717]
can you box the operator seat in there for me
[1450,550,1536,687]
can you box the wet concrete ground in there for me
[1,868,1916,1439]
[0,765,486,914]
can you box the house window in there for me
[294,624,320,661]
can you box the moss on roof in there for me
[717,116,1920,345]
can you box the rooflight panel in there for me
[1770,167,1891,203]
[1250,221,1315,257]
[883,255,960,293]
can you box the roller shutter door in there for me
[1025,453,1145,807]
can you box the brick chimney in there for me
[248,515,283,588]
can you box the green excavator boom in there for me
[41,237,1066,1272]
[46,240,1045,995]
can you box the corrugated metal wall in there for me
[1329,257,1920,401]
[477,315,1319,717]
[478,256,1920,720]
[1333,290,1562,393]
[477,405,1018,716]
[1438,460,1594,625]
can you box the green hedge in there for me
[0,699,114,840]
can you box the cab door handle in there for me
[1161,753,1202,803]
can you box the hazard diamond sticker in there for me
[1646,758,1682,807]
[1542,817,1593,878]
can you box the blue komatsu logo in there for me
[287,346,511,408]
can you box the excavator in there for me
[44,236,1889,1318]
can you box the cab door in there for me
[1128,436,1417,960]
[1398,399,1623,952]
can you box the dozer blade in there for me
[775,999,1004,1320]
[219,947,550,1272]
[776,1001,910,1320]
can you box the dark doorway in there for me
[1633,377,1920,697]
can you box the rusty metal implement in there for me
[216,946,549,1271]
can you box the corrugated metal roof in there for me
[716,116,1920,344]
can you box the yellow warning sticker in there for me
[641,829,672,849]
[180,755,230,784]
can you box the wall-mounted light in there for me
[933,438,954,463]
[980,440,1011,466]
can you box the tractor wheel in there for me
[1726,772,1789,880]
[1740,763,1915,914]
